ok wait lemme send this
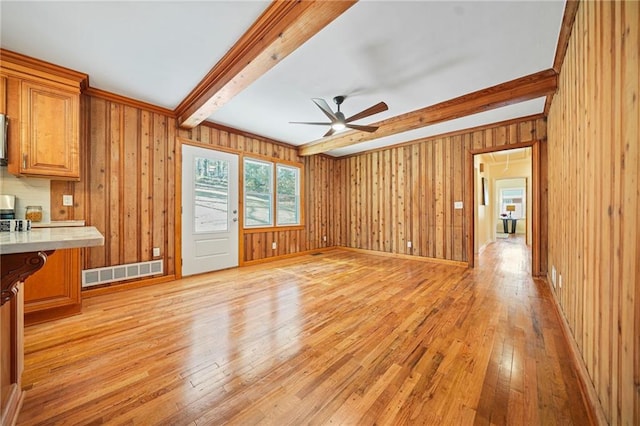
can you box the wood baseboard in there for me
[1,383,24,426]
[543,276,607,425]
[25,302,82,326]
[242,246,337,266]
[337,246,468,267]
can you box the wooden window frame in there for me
[242,156,304,232]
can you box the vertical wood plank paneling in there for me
[123,106,139,264]
[108,103,122,266]
[332,116,546,264]
[139,111,152,262]
[152,114,166,269]
[87,98,107,269]
[547,1,639,424]
[166,118,176,275]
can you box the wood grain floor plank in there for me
[18,238,591,425]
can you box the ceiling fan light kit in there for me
[291,95,388,138]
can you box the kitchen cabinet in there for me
[0,228,103,423]
[0,282,24,426]
[24,248,82,325]
[0,49,87,180]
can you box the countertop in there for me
[0,226,104,255]
[31,220,86,228]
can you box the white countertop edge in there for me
[0,226,104,255]
[31,220,86,228]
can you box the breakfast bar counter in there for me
[0,226,103,255]
[0,226,103,425]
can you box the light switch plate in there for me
[454,201,463,209]
[63,194,73,206]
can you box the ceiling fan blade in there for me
[345,101,388,123]
[346,124,379,133]
[289,121,332,126]
[323,127,336,137]
[312,98,338,122]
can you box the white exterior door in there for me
[182,144,239,276]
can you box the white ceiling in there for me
[1,0,566,157]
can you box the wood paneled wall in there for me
[53,94,335,276]
[53,96,178,275]
[546,2,639,425]
[331,117,546,263]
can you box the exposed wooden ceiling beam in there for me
[175,0,357,129]
[298,69,558,156]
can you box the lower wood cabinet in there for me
[0,283,24,425]
[24,248,81,325]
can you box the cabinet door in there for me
[24,249,81,325]
[20,80,80,179]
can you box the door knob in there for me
[233,218,238,222]
[233,210,237,214]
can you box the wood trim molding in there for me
[338,113,546,159]
[466,140,543,275]
[84,87,174,116]
[465,149,475,268]
[339,246,469,268]
[175,0,357,129]
[544,0,580,114]
[241,246,337,266]
[552,0,581,73]
[299,69,558,156]
[0,48,88,89]
[545,277,607,425]
[198,120,301,152]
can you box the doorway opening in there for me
[470,145,537,274]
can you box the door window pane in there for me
[276,165,299,225]
[244,159,273,227]
[193,157,228,233]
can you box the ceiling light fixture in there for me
[331,122,346,131]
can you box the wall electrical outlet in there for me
[152,247,160,257]
[551,265,557,288]
[323,235,327,242]
[407,241,412,248]
[272,242,277,250]
[63,194,73,206]
[454,201,463,209]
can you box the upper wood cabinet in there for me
[0,49,87,180]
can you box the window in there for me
[244,159,273,227]
[500,188,525,218]
[276,164,300,225]
[244,158,301,228]
[193,157,229,233]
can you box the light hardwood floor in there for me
[18,237,591,425]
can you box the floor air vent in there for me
[82,260,163,288]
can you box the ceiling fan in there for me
[290,96,388,137]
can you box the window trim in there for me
[275,163,300,226]
[242,156,304,231]
[243,158,274,228]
